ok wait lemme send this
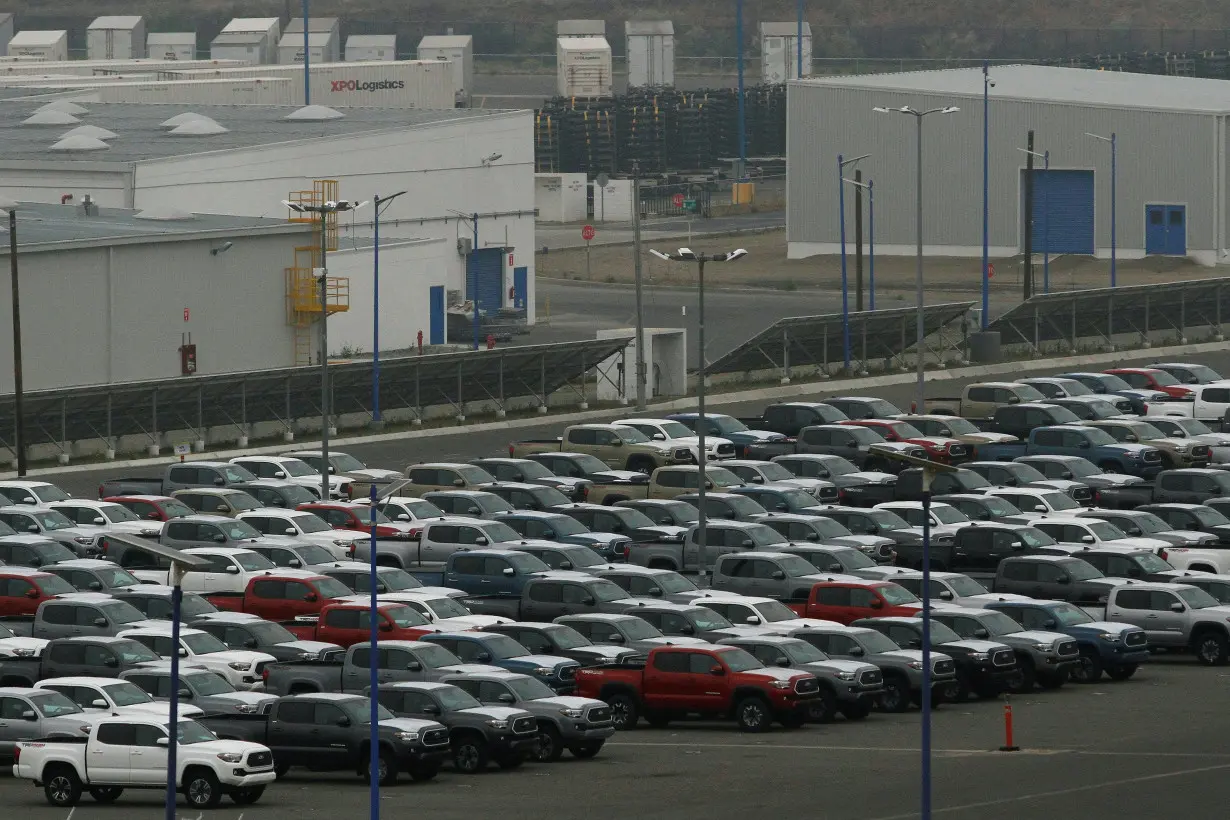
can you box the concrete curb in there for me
[9,339,1222,480]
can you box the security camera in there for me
[210,241,234,256]
[988,80,997,88]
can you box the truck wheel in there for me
[1194,631,1229,665]
[408,763,440,782]
[1105,664,1138,681]
[1007,659,1035,694]
[533,723,564,762]
[495,753,526,770]
[183,768,223,810]
[88,786,124,804]
[363,748,398,786]
[879,677,911,713]
[607,693,640,730]
[229,786,265,805]
[1037,670,1068,689]
[806,688,838,723]
[274,761,292,779]
[43,765,82,808]
[735,696,771,733]
[839,701,872,721]
[452,734,490,774]
[569,740,605,759]
[1070,647,1103,683]
[626,456,655,474]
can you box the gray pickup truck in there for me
[0,636,163,684]
[929,608,1081,691]
[709,551,857,601]
[30,596,159,641]
[628,519,789,574]
[787,624,958,713]
[1102,582,1230,665]
[445,670,614,761]
[553,612,711,654]
[717,635,884,722]
[461,575,642,621]
[595,566,710,604]
[98,462,258,498]
[120,664,278,715]
[0,687,102,761]
[374,680,539,773]
[263,640,502,695]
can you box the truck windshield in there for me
[184,672,236,696]
[752,600,805,622]
[478,634,533,659]
[888,422,925,439]
[100,602,146,624]
[1063,561,1102,581]
[1182,364,1223,382]
[747,525,789,547]
[1007,463,1048,483]
[275,460,316,477]
[590,580,629,602]
[653,422,695,439]
[505,553,551,573]
[1134,553,1172,573]
[436,687,483,711]
[159,499,196,518]
[978,611,1024,637]
[925,621,962,644]
[938,418,981,435]
[33,511,75,531]
[878,585,919,605]
[507,676,557,700]
[1128,422,1167,440]
[479,522,521,543]
[828,549,875,570]
[1190,506,1230,526]
[95,566,142,588]
[1081,400,1123,420]
[1040,493,1080,512]
[1081,428,1119,446]
[775,555,825,578]
[385,605,431,628]
[801,518,854,538]
[1093,374,1132,391]
[248,621,299,644]
[708,416,750,435]
[1047,602,1093,625]
[1179,587,1221,609]
[614,427,651,444]
[544,625,591,649]
[564,454,611,474]
[346,700,396,724]
[707,468,743,488]
[178,594,219,617]
[183,632,231,655]
[687,609,734,631]
[457,466,497,484]
[223,521,264,541]
[654,572,698,593]
[868,510,911,531]
[776,489,821,509]
[619,619,662,640]
[33,574,76,596]
[174,720,221,744]
[931,506,969,525]
[857,631,903,654]
[30,692,83,717]
[846,427,886,444]
[312,577,354,599]
[103,682,154,706]
[221,466,257,483]
[114,640,161,664]
[376,569,423,592]
[1118,513,1170,535]
[99,504,140,523]
[330,454,368,472]
[947,576,990,596]
[295,545,336,565]
[782,640,828,663]
[717,647,763,672]
[1040,379,1092,396]
[722,495,768,517]
[223,493,261,512]
[37,542,78,562]
[423,597,474,619]
[1161,418,1214,436]
[416,644,463,668]
[234,551,276,571]
[860,399,903,417]
[544,517,587,536]
[1145,370,1180,387]
[1087,522,1129,541]
[1059,459,1102,479]
[756,463,798,482]
[505,461,555,480]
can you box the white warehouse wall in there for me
[324,237,454,354]
[0,166,132,207]
[0,232,302,392]
[131,110,538,322]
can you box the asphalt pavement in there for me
[0,658,1223,819]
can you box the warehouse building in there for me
[0,100,535,373]
[788,65,1230,266]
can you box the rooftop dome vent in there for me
[22,110,80,126]
[283,104,345,122]
[168,119,229,136]
[159,112,210,129]
[60,124,118,141]
[35,100,88,116]
[49,135,110,152]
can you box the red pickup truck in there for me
[0,568,78,617]
[787,580,924,625]
[209,570,355,620]
[296,501,420,542]
[282,600,444,646]
[575,644,820,733]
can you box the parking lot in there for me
[0,656,1222,820]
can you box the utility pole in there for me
[632,163,647,410]
[1022,130,1035,301]
[854,168,864,312]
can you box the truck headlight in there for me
[1125,451,1141,459]
[836,672,857,682]
[907,661,924,670]
[228,661,251,671]
[334,539,353,547]
[73,536,94,545]
[395,731,420,742]
[769,680,791,689]
[235,704,259,714]
[1097,632,1121,643]
[216,752,243,763]
[970,652,990,661]
[485,719,509,730]
[559,707,584,718]
[534,667,556,676]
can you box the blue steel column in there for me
[372,194,381,422]
[981,60,990,328]
[1042,153,1050,294]
[868,180,876,311]
[472,213,480,350]
[736,0,746,175]
[838,154,850,370]
[920,482,933,820]
[1110,134,1117,288]
[369,486,380,810]
[302,0,311,104]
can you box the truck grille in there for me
[859,669,883,686]
[423,728,450,747]
[558,664,579,680]
[611,539,632,557]
[1124,630,1147,647]
[1142,450,1162,463]
[992,649,1015,667]
[716,443,736,456]
[1114,400,1133,413]
[948,445,968,457]
[512,717,537,735]
[1192,445,1212,461]
[933,659,955,675]
[1056,640,1078,657]
[586,706,612,724]
[817,486,840,502]
[247,751,273,768]
[1071,487,1093,502]
[253,661,272,678]
[793,677,820,694]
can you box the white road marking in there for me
[606,741,1230,758]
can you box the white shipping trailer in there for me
[417,35,472,106]
[626,21,674,87]
[147,33,197,61]
[557,37,612,97]
[8,31,69,62]
[88,16,147,60]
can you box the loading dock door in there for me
[466,248,504,314]
[1023,169,1095,255]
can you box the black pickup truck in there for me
[890,467,993,502]
[737,402,849,438]
[892,522,1066,573]
[974,404,1085,441]
[200,692,451,785]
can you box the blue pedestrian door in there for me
[467,248,505,314]
[429,285,445,345]
[1145,205,1186,255]
[513,267,528,310]
[1022,169,1095,255]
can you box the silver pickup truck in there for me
[629,520,789,574]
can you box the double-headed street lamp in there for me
[371,191,407,428]
[648,247,747,571]
[842,175,876,312]
[981,61,994,328]
[838,153,869,372]
[1086,132,1117,288]
[0,197,23,475]
[282,198,368,499]
[872,105,959,414]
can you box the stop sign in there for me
[672,193,685,208]
[581,224,596,241]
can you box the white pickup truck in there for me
[1146,383,1230,427]
[14,715,276,808]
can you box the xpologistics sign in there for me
[330,79,406,92]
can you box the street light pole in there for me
[282,197,368,499]
[873,106,958,414]
[371,191,406,427]
[632,163,647,410]
[868,180,876,311]
[982,61,992,329]
[649,247,748,576]
[1,200,23,475]
[838,153,869,372]
[1020,146,1051,294]
[736,0,745,177]
[1086,132,1117,287]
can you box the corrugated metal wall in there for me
[787,80,1220,260]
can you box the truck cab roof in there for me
[384,680,453,692]
[556,612,643,623]
[286,691,367,703]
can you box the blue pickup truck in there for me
[666,412,793,459]
[974,426,1164,478]
[982,599,1150,683]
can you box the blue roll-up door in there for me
[513,267,528,310]
[1023,169,1095,255]
[429,285,445,345]
[467,248,504,314]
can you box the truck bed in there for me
[98,478,165,496]
[262,657,345,695]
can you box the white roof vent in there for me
[134,206,196,221]
[22,110,80,126]
[60,125,118,141]
[168,119,229,136]
[159,112,209,129]
[49,135,111,152]
[283,104,345,122]
[35,100,88,116]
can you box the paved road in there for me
[0,657,1223,819]
[42,348,1230,499]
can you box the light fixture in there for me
[481,152,502,167]
[210,241,234,256]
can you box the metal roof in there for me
[0,200,307,251]
[9,31,66,46]
[284,18,340,33]
[625,21,674,36]
[760,22,811,36]
[348,35,397,47]
[418,35,472,48]
[89,16,145,30]
[211,31,271,45]
[0,101,513,165]
[795,64,1230,115]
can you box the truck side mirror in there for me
[869,599,884,609]
[939,591,954,600]
[974,628,989,639]
[497,692,515,703]
[806,533,820,541]
[27,525,38,533]
[156,736,170,746]
[304,593,318,602]
[705,481,715,490]
[1042,618,1057,628]
[213,477,225,486]
[396,514,410,521]
[559,561,573,570]
[648,587,662,596]
[745,615,761,625]
[335,716,352,727]
[92,517,106,526]
[178,647,189,657]
[146,512,161,520]
[742,539,754,548]
[179,689,192,699]
[1081,535,1095,544]
[244,638,258,649]
[475,537,489,546]
[406,661,422,671]
[828,564,843,572]
[1008,396,1020,404]
[93,617,108,627]
[771,571,785,580]
[88,581,102,591]
[651,433,666,441]
[607,633,624,643]
[502,567,515,577]
[91,699,109,708]
[774,656,790,667]
[215,535,229,544]
[1034,505,1047,513]
[379,622,394,632]
[678,624,695,635]
[289,559,302,568]
[20,709,36,720]
[274,471,286,479]
[709,664,725,676]
[421,704,440,714]
[582,596,595,606]
[1011,542,1024,550]
[476,651,492,662]
[454,479,466,487]
[1170,602,1185,612]
[1057,576,1071,584]
[1125,435,1138,442]
[1078,441,1090,449]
